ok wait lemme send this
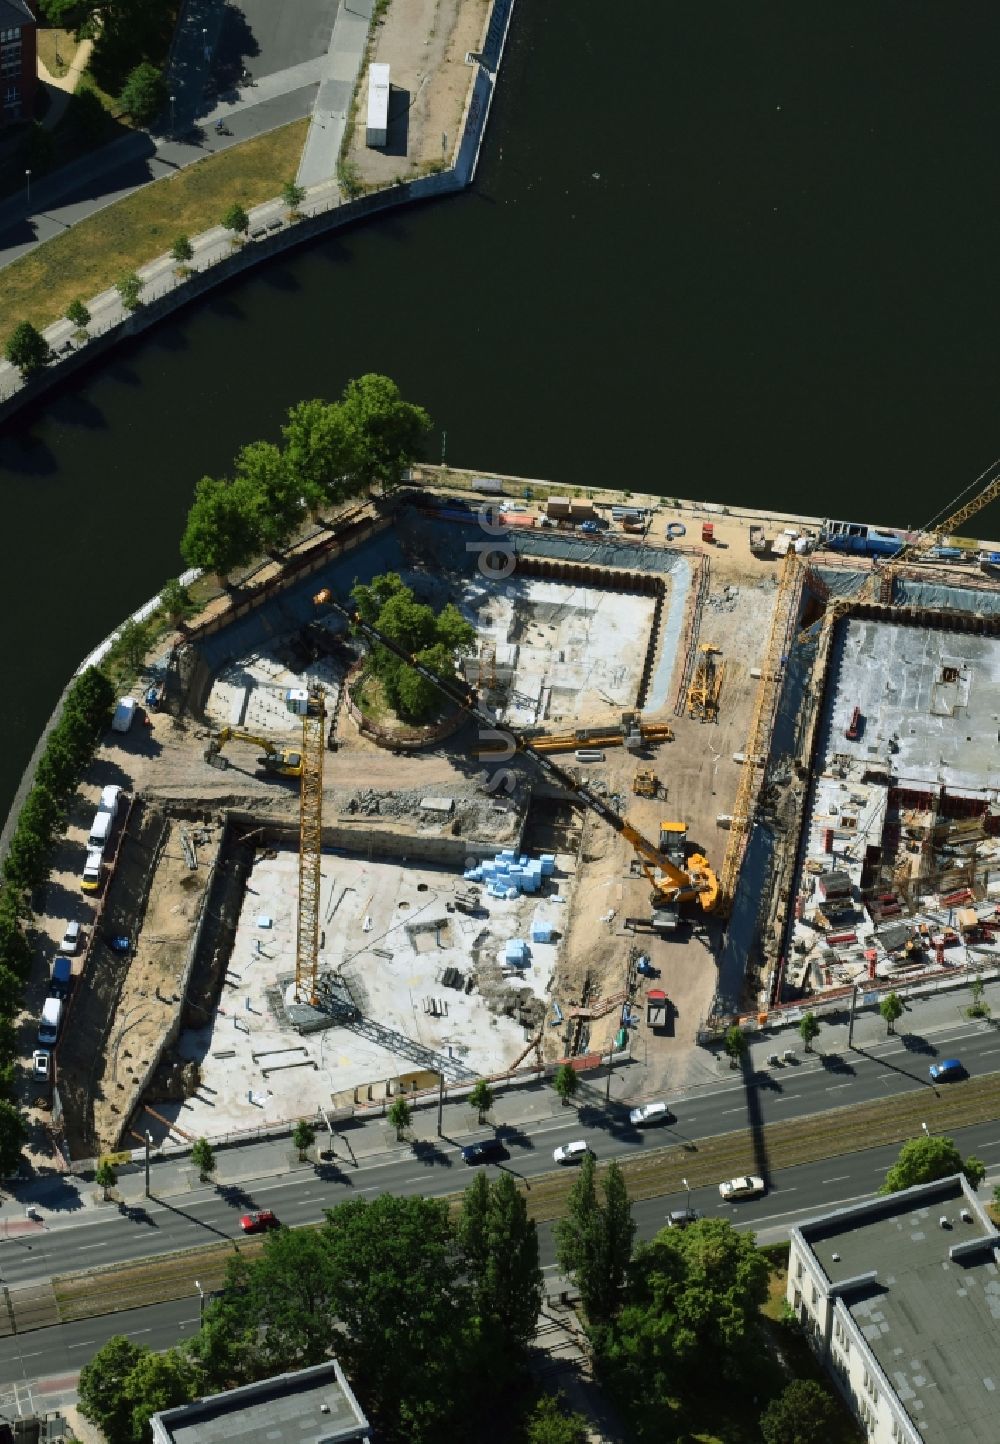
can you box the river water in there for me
[1,2,1000,816]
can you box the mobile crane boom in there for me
[313,589,717,914]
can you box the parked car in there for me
[461,1139,508,1166]
[50,956,74,999]
[629,1101,673,1127]
[59,920,82,955]
[579,520,601,534]
[37,997,63,1048]
[929,1058,965,1083]
[240,1210,279,1233]
[553,1141,592,1165]
[667,1208,702,1229]
[31,1050,50,1082]
[719,1175,765,1201]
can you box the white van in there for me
[98,784,122,819]
[81,848,103,892]
[37,997,63,1047]
[111,698,137,734]
[88,810,113,852]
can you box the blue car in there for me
[929,1058,965,1083]
[579,521,600,534]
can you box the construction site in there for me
[27,468,1000,1159]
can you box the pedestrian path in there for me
[297,0,373,188]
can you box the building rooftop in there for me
[0,0,34,25]
[798,1176,1000,1444]
[151,1361,369,1444]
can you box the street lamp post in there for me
[683,1176,691,1213]
[195,1279,205,1323]
[144,1131,153,1196]
[170,93,176,133]
[24,169,30,204]
[921,1121,930,1137]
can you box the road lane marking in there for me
[825,1083,852,1091]
[721,1105,745,1114]
[66,1341,94,1351]
[822,1175,849,1184]
[77,1242,108,1251]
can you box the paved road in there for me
[4,1113,1000,1400]
[3,1009,998,1293]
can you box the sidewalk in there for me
[0,1071,588,1223]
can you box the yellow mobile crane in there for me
[205,690,326,1004]
[313,589,717,928]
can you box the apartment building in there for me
[787,1174,999,1443]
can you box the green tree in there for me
[191,1137,214,1182]
[881,1134,984,1194]
[723,1024,747,1068]
[78,1335,144,1444]
[553,1062,578,1107]
[124,1349,197,1442]
[65,298,91,330]
[5,320,51,379]
[457,1170,542,1364]
[759,1379,839,1444]
[159,577,194,622]
[36,0,87,24]
[170,234,193,263]
[180,475,258,581]
[967,975,990,1019]
[2,822,50,892]
[67,666,116,729]
[292,1119,316,1162]
[222,202,249,237]
[348,574,474,723]
[798,1011,819,1052]
[880,991,904,1035]
[282,179,305,211]
[525,1393,589,1444]
[112,617,152,673]
[0,966,23,1021]
[555,1155,635,1321]
[239,1226,337,1375]
[0,1099,26,1177]
[118,61,166,124]
[338,372,432,492]
[116,271,143,311]
[597,1218,768,1423]
[322,1194,471,1443]
[281,397,360,507]
[95,1159,117,1200]
[387,1097,412,1141]
[469,1079,494,1124]
[233,440,304,554]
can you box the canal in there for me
[1,1,1000,816]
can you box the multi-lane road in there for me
[2,1012,999,1392]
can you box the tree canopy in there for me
[556,1155,635,1321]
[349,572,474,723]
[759,1379,839,1444]
[881,1134,985,1194]
[5,320,51,379]
[118,61,166,124]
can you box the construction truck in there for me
[204,727,303,777]
[313,590,718,931]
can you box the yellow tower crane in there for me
[285,687,327,1005]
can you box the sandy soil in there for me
[349,0,491,184]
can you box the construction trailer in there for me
[366,63,390,146]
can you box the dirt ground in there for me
[546,528,783,1100]
[349,0,491,184]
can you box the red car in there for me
[240,1209,279,1234]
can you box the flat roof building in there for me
[150,1361,370,1444]
[787,1174,1000,1444]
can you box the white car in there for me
[554,1141,592,1166]
[629,1101,672,1127]
[31,1050,51,1081]
[719,1175,764,1202]
[59,920,82,954]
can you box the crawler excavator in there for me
[204,727,303,778]
[313,589,718,931]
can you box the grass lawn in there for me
[35,26,76,79]
[1,119,308,347]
